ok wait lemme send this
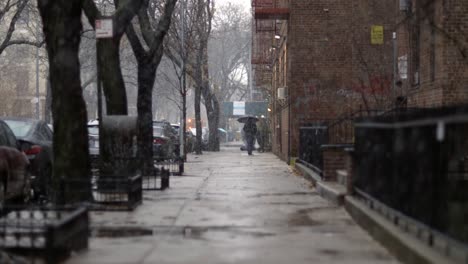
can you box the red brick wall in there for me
[403,0,468,107]
[441,0,468,106]
[322,147,347,181]
[288,0,354,157]
[287,0,396,158]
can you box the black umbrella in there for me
[237,116,259,123]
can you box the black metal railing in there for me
[354,105,468,243]
[298,124,328,172]
[154,158,184,176]
[327,109,382,144]
[89,156,178,193]
[60,174,142,211]
[0,206,89,263]
[142,168,170,191]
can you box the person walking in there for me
[243,119,257,155]
[256,118,269,152]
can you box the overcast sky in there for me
[216,0,251,10]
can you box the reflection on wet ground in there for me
[69,147,400,264]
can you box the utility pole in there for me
[35,29,40,119]
[248,34,253,102]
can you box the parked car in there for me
[170,123,181,157]
[153,121,178,161]
[2,118,53,196]
[0,120,31,206]
[87,120,99,169]
[190,127,209,150]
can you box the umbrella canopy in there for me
[237,116,259,123]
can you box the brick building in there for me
[252,0,396,162]
[395,0,468,107]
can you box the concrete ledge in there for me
[295,162,322,185]
[345,196,458,264]
[295,162,346,205]
[316,181,346,206]
[336,169,348,186]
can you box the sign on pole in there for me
[233,101,245,116]
[96,19,113,39]
[371,25,384,45]
[398,55,408,79]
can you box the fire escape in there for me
[251,0,289,96]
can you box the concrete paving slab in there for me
[68,148,400,264]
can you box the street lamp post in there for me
[35,35,40,119]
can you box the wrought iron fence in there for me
[154,158,184,176]
[327,109,382,144]
[354,106,468,243]
[142,168,170,191]
[298,124,328,173]
[60,174,142,211]
[0,206,89,263]
[88,156,180,195]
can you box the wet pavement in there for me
[68,146,400,264]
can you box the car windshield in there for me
[88,126,99,135]
[153,126,163,136]
[4,120,33,137]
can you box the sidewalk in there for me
[68,147,400,264]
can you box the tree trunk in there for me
[97,39,128,115]
[202,83,219,151]
[201,42,219,151]
[44,75,52,123]
[182,87,187,159]
[194,23,204,155]
[136,60,156,175]
[38,0,91,203]
[194,84,203,154]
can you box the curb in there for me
[295,162,346,205]
[295,162,322,185]
[345,196,458,264]
[316,181,346,206]
[296,162,463,264]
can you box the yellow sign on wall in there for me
[371,25,384,45]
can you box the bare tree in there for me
[209,2,250,127]
[164,0,203,154]
[0,0,43,55]
[82,0,143,115]
[37,0,91,202]
[125,0,177,175]
[195,0,219,152]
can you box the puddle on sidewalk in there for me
[288,206,347,226]
[180,226,277,241]
[92,225,278,241]
[93,226,154,237]
[249,191,318,198]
